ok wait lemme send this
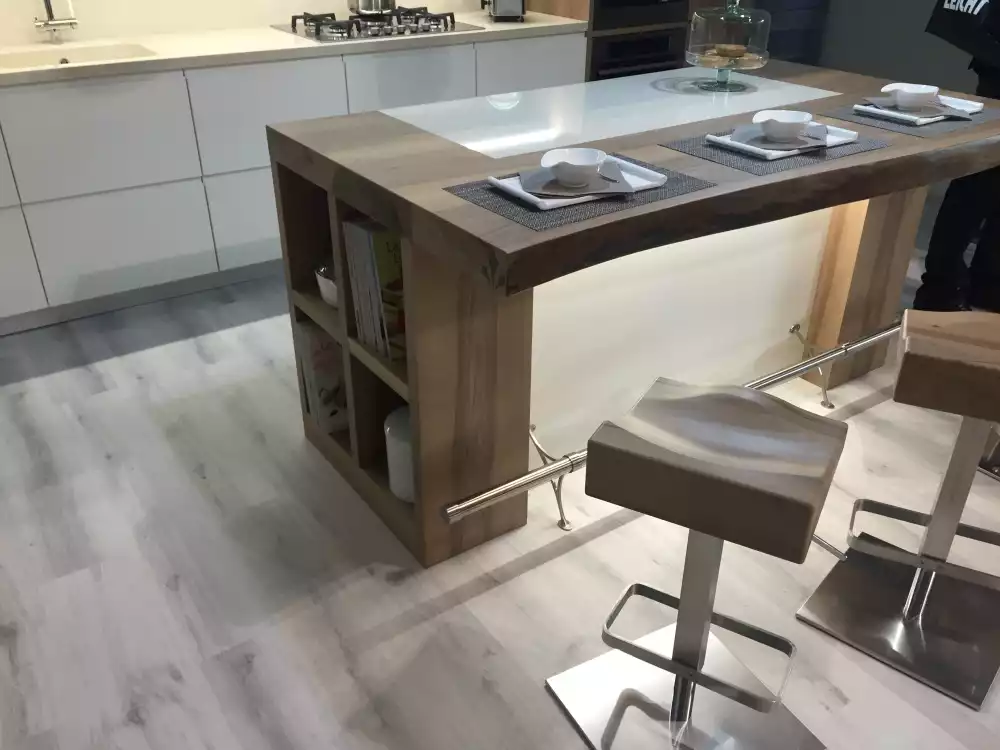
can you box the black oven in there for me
[588,26,688,80]
[591,0,690,32]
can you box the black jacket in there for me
[975,0,1000,75]
[928,0,1000,76]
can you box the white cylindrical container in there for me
[384,406,414,503]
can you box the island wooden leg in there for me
[807,187,928,387]
[403,240,533,566]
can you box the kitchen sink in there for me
[0,43,155,70]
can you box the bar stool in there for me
[798,310,1000,710]
[546,377,847,749]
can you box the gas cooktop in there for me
[275,8,482,42]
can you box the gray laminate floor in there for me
[0,274,998,750]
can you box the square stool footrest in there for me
[848,499,1000,591]
[601,583,796,714]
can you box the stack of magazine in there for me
[294,320,348,434]
[343,219,406,363]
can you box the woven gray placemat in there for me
[661,132,889,176]
[826,106,1000,137]
[443,156,715,232]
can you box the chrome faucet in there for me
[35,0,78,42]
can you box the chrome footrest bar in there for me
[443,322,902,525]
[602,583,795,714]
[847,498,1000,591]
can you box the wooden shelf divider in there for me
[347,338,409,401]
[291,289,344,343]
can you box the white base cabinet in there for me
[0,72,201,204]
[475,34,587,97]
[0,126,17,208]
[345,45,477,113]
[186,58,349,177]
[0,206,46,317]
[205,169,281,271]
[24,180,217,306]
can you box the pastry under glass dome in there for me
[686,0,772,92]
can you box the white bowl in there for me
[540,148,607,187]
[315,268,339,308]
[882,83,940,111]
[752,110,814,142]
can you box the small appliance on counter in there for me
[481,0,525,23]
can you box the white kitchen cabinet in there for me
[186,58,349,177]
[0,126,17,208]
[0,72,201,204]
[345,45,476,113]
[475,34,587,97]
[0,206,47,317]
[205,168,281,270]
[24,180,216,305]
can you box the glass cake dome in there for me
[686,0,772,92]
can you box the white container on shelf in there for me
[315,267,339,307]
[384,406,414,503]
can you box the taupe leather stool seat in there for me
[894,310,1000,422]
[586,377,848,563]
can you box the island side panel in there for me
[807,188,928,386]
[403,239,532,566]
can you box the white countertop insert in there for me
[384,69,840,158]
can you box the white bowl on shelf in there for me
[882,83,940,111]
[315,267,339,308]
[752,110,814,142]
[540,148,607,187]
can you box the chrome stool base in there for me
[797,533,1000,710]
[546,624,824,750]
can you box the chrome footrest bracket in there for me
[602,583,795,714]
[848,498,1000,591]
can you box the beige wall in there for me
[0,0,479,45]
[821,0,979,93]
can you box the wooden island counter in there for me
[267,61,1000,566]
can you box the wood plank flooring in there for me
[0,275,998,749]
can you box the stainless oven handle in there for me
[596,60,682,77]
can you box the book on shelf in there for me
[294,320,349,435]
[342,219,406,363]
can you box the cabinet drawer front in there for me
[0,72,201,203]
[475,35,586,97]
[0,206,46,317]
[25,180,216,305]
[205,169,281,270]
[0,126,17,208]
[187,58,348,177]
[346,45,476,113]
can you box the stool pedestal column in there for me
[904,417,992,621]
[670,531,723,723]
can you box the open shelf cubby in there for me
[272,157,529,566]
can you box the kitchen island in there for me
[267,62,1000,566]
